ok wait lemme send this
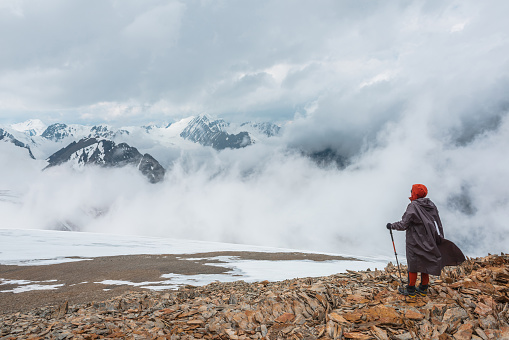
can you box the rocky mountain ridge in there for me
[1,116,283,163]
[41,123,130,142]
[1,254,507,339]
[180,116,253,150]
[2,116,351,170]
[45,137,166,183]
[0,116,285,186]
[9,116,281,151]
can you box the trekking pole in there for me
[389,228,405,289]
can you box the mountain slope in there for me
[240,121,281,137]
[46,138,165,183]
[0,128,35,159]
[6,117,281,160]
[40,123,129,142]
[41,123,89,141]
[180,116,253,150]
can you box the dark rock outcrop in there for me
[46,137,165,183]
[41,123,75,141]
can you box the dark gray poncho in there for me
[390,198,464,276]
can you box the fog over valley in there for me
[1,111,508,258]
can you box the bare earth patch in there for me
[0,251,357,314]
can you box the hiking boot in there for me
[398,285,416,297]
[416,284,428,297]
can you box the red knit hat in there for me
[410,184,428,201]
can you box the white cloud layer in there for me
[1,111,508,259]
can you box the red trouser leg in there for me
[421,273,429,285]
[408,272,417,286]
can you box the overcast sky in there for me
[1,0,508,128]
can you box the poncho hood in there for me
[413,197,436,211]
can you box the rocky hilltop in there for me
[1,254,508,339]
[45,137,165,183]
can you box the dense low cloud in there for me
[1,110,509,258]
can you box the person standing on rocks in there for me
[386,184,464,298]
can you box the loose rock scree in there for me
[1,254,508,339]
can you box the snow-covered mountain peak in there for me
[180,115,252,150]
[189,115,228,132]
[89,124,129,139]
[10,119,47,136]
[40,123,130,142]
[41,123,90,142]
[46,137,165,183]
[240,121,281,137]
[4,115,282,163]
[89,124,112,136]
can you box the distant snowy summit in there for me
[1,115,283,183]
[180,116,252,150]
[41,123,129,142]
[241,122,281,137]
[178,116,283,150]
[9,115,282,150]
[10,119,47,137]
[45,137,165,183]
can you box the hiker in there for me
[386,184,463,298]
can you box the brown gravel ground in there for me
[0,251,357,314]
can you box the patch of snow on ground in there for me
[0,228,394,291]
[1,228,380,266]
[0,278,64,293]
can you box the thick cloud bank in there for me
[1,109,508,258]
